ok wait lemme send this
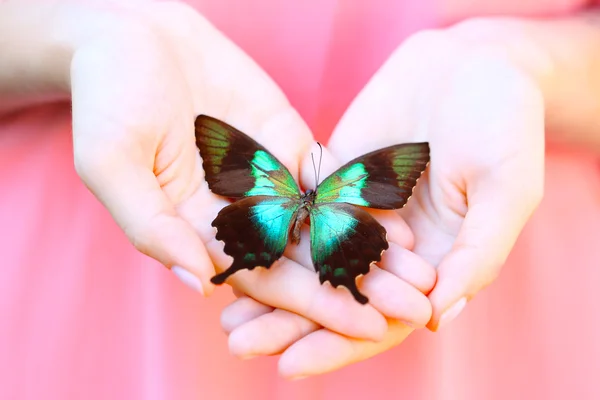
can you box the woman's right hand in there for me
[218,10,600,378]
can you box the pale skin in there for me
[2,0,600,380]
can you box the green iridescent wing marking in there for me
[195,115,301,199]
[210,196,300,285]
[315,143,430,209]
[309,202,388,304]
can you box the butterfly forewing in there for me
[210,196,301,285]
[309,202,388,304]
[195,115,301,199]
[315,142,430,209]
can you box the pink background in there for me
[1,0,599,399]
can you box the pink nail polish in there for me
[438,297,467,329]
[172,266,204,295]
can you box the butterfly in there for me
[195,115,430,304]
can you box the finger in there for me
[427,170,543,331]
[228,309,320,358]
[221,295,273,334]
[223,252,432,360]
[381,243,437,295]
[278,320,413,379]
[205,237,388,341]
[73,146,215,295]
[359,266,432,327]
[224,265,428,360]
[225,265,431,359]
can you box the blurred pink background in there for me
[1,0,599,399]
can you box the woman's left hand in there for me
[219,21,546,379]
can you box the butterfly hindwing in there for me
[195,115,301,199]
[309,202,388,304]
[210,195,301,285]
[315,143,430,209]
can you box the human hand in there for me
[221,22,544,378]
[67,1,433,341]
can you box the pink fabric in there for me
[1,1,599,399]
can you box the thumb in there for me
[426,171,543,331]
[74,147,215,297]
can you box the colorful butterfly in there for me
[195,115,430,304]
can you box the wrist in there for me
[0,1,154,110]
[446,15,600,151]
[446,18,552,101]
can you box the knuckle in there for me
[128,227,153,255]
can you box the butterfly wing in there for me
[309,202,388,304]
[315,142,430,209]
[195,115,302,284]
[210,195,301,285]
[195,115,301,199]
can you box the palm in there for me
[221,31,544,378]
[73,1,413,350]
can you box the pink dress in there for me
[1,1,599,399]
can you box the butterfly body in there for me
[195,115,430,304]
[289,189,316,245]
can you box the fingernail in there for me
[438,297,467,329]
[172,266,204,295]
[239,354,257,360]
[401,320,416,329]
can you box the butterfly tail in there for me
[210,265,239,285]
[347,281,369,305]
[319,270,369,305]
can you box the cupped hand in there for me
[69,1,431,342]
[222,23,544,378]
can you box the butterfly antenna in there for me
[311,151,318,187]
[311,142,324,187]
[317,142,323,185]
